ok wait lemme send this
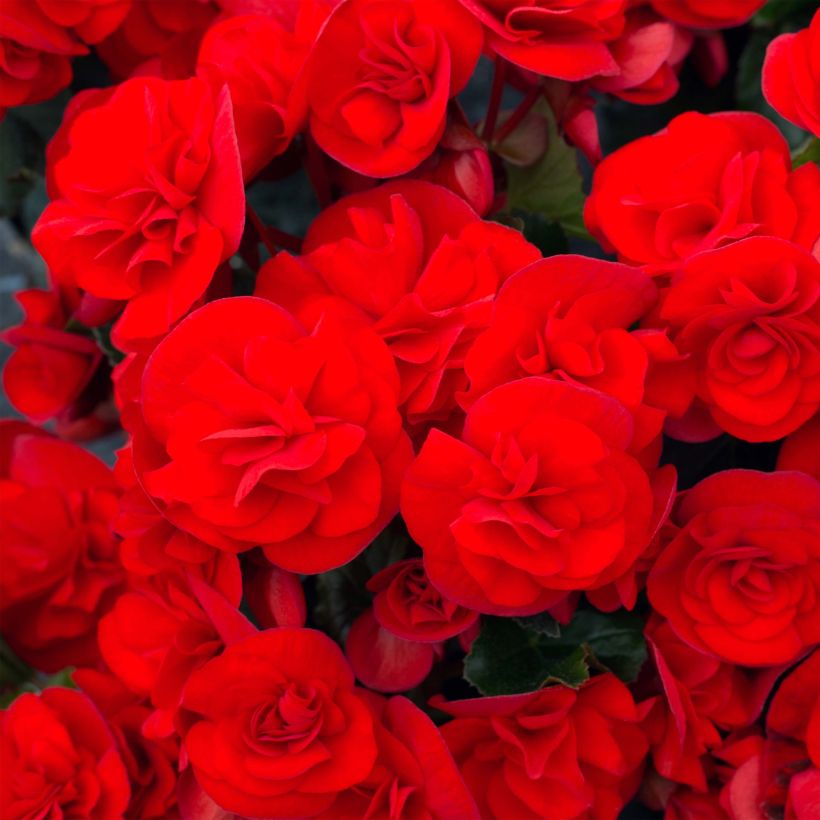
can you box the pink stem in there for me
[246,206,303,255]
[481,57,507,142]
[494,84,543,145]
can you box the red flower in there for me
[34,0,132,44]
[322,694,479,819]
[305,0,482,176]
[132,297,412,571]
[72,669,179,819]
[256,181,540,430]
[95,0,218,79]
[656,237,820,442]
[462,255,664,457]
[97,553,252,738]
[32,77,245,347]
[585,112,820,275]
[0,421,123,672]
[0,0,86,114]
[2,288,106,427]
[648,469,820,666]
[345,561,477,692]
[180,627,378,817]
[649,0,766,29]
[761,651,820,819]
[458,0,628,80]
[0,688,130,818]
[639,616,780,791]
[401,378,673,615]
[435,674,648,819]
[763,8,820,138]
[196,4,336,180]
[370,558,479,642]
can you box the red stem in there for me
[493,84,543,145]
[481,57,507,142]
[266,225,304,254]
[246,205,303,255]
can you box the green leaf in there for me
[90,324,125,367]
[493,209,569,257]
[0,638,32,692]
[505,102,590,240]
[542,645,590,689]
[792,136,820,168]
[0,638,75,707]
[558,610,647,684]
[753,0,817,28]
[515,611,561,638]
[464,617,590,695]
[464,617,557,695]
[464,608,647,696]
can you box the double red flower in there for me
[2,2,819,818]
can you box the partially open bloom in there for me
[370,558,479,642]
[345,558,478,692]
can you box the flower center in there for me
[358,18,436,103]
[248,683,323,754]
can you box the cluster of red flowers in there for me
[1,1,819,818]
